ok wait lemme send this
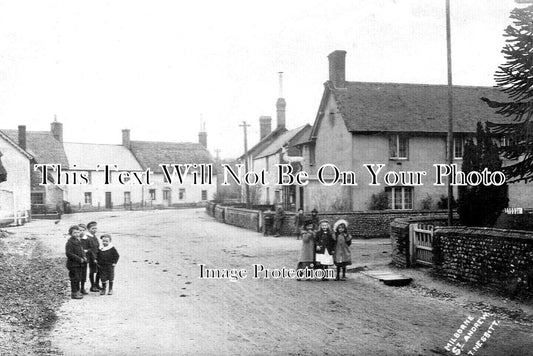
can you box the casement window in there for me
[124,191,131,204]
[201,190,208,201]
[385,187,413,210]
[178,188,185,200]
[389,135,408,159]
[454,136,465,159]
[149,189,156,200]
[84,192,92,205]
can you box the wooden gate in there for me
[409,223,434,266]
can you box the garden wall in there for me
[390,215,452,268]
[433,226,533,298]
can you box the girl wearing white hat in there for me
[333,219,352,281]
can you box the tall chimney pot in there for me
[276,98,286,129]
[328,50,347,89]
[18,125,27,150]
[198,121,207,148]
[122,129,131,149]
[51,119,63,142]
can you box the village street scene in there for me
[1,0,533,355]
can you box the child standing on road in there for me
[97,234,120,295]
[314,219,335,280]
[296,220,315,280]
[65,225,86,299]
[333,219,352,281]
[78,224,89,295]
[86,221,101,292]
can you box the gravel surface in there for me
[0,230,68,355]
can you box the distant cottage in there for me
[1,120,216,215]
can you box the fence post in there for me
[409,223,416,267]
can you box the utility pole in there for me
[446,0,454,226]
[239,121,251,208]
[214,149,221,162]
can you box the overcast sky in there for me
[0,0,520,159]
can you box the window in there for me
[274,190,281,204]
[201,190,208,201]
[84,192,92,205]
[454,136,465,159]
[31,193,44,205]
[149,189,156,200]
[124,191,131,205]
[266,156,269,171]
[163,189,172,201]
[389,135,408,159]
[178,189,185,200]
[385,187,413,210]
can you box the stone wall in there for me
[433,227,533,298]
[223,207,260,232]
[206,203,450,238]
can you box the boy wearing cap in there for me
[65,225,86,299]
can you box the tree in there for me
[458,123,508,227]
[482,5,533,182]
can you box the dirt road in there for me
[38,209,532,355]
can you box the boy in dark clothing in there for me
[86,221,101,292]
[97,234,120,295]
[65,225,86,299]
[78,224,89,295]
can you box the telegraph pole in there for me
[239,121,251,208]
[214,149,221,162]
[446,0,454,226]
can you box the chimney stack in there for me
[198,122,207,148]
[122,129,131,149]
[18,125,26,150]
[259,116,272,140]
[51,116,63,142]
[328,50,347,89]
[276,72,286,129]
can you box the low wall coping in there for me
[436,226,533,241]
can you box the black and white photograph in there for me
[1,0,533,355]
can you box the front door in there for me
[105,192,112,209]
[163,189,171,206]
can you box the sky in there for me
[0,0,521,159]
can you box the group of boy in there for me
[65,221,120,299]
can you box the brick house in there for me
[295,50,530,211]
